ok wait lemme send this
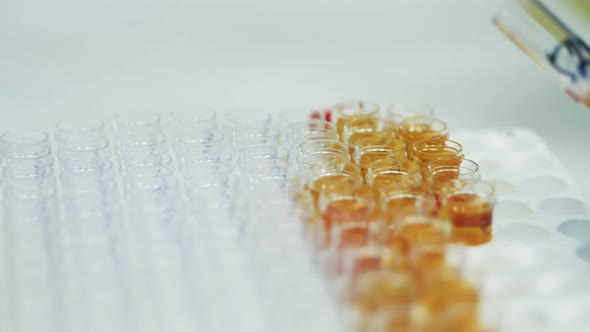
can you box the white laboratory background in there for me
[1,0,589,197]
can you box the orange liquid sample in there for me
[411,245,446,277]
[350,272,416,311]
[412,143,463,169]
[370,173,420,194]
[382,195,419,225]
[322,198,371,228]
[337,115,376,139]
[398,124,448,156]
[429,169,461,193]
[446,193,493,245]
[357,149,401,180]
[310,174,360,209]
[418,269,479,310]
[334,223,370,251]
[411,146,463,175]
[344,252,382,280]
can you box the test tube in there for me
[441,180,496,246]
[319,190,375,247]
[398,116,449,156]
[331,100,380,139]
[348,270,416,313]
[113,112,163,138]
[181,151,233,186]
[1,144,54,173]
[222,111,272,149]
[342,118,397,150]
[55,119,106,145]
[426,158,481,203]
[353,135,406,179]
[306,161,363,210]
[233,126,281,154]
[1,144,58,223]
[238,143,290,190]
[169,107,217,133]
[0,129,50,148]
[411,138,464,176]
[380,190,433,225]
[58,138,112,169]
[365,158,422,195]
[60,160,117,193]
[391,215,450,257]
[286,120,338,149]
[427,159,480,184]
[419,302,482,332]
[297,139,350,176]
[174,129,226,160]
[117,132,169,157]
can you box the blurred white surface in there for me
[1,0,589,196]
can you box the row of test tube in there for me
[0,130,59,331]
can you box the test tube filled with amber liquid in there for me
[380,191,431,226]
[366,158,422,198]
[342,117,398,152]
[354,135,406,180]
[441,180,495,245]
[319,189,374,247]
[411,138,463,176]
[426,158,481,213]
[308,160,362,204]
[394,215,449,257]
[398,116,449,157]
[332,100,380,139]
[426,158,480,192]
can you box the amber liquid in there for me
[357,149,400,180]
[337,115,376,139]
[429,169,461,193]
[322,198,370,227]
[398,124,448,156]
[382,195,418,225]
[310,174,359,208]
[446,193,493,245]
[334,224,370,251]
[344,253,383,280]
[396,222,447,255]
[370,173,419,193]
[350,272,416,311]
[411,245,446,277]
[411,147,463,175]
[348,129,378,150]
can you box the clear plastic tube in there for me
[181,154,233,186]
[116,132,169,156]
[233,127,281,153]
[169,108,217,133]
[239,144,289,174]
[286,120,338,149]
[1,144,54,171]
[296,139,350,175]
[174,129,226,159]
[0,129,50,147]
[55,119,105,145]
[113,112,163,137]
[57,138,112,167]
